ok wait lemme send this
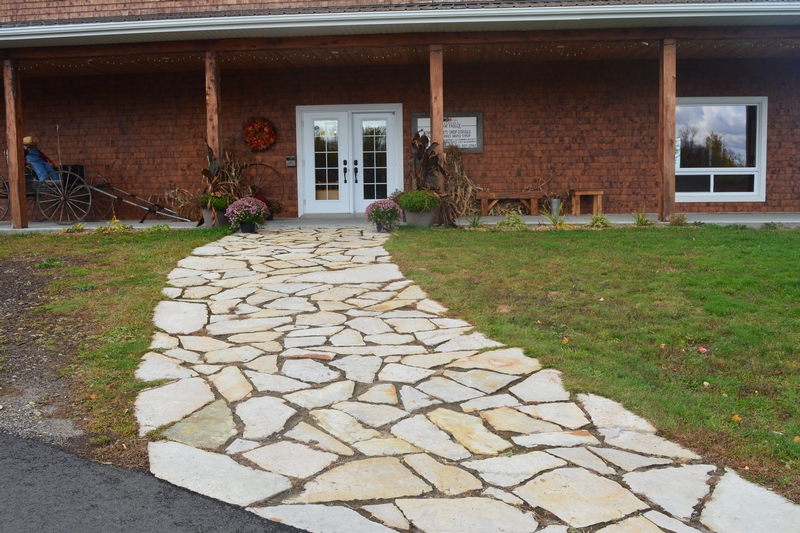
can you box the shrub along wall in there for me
[1,57,798,220]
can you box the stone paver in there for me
[138,227,800,533]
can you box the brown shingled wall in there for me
[1,58,798,221]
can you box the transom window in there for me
[675,97,767,203]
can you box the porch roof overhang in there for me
[2,2,800,50]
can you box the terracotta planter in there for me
[405,210,436,227]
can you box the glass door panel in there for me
[303,112,350,213]
[353,113,395,213]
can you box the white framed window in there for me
[675,97,767,203]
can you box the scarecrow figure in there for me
[23,136,57,181]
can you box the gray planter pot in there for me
[405,210,436,227]
[202,208,230,228]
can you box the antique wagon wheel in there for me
[37,170,92,225]
[0,175,8,221]
[242,163,284,203]
[84,171,114,221]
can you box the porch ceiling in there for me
[18,38,800,78]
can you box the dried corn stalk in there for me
[444,146,482,218]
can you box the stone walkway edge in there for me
[135,227,800,533]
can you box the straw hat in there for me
[23,136,38,146]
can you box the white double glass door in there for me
[298,105,402,215]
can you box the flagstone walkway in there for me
[136,227,800,533]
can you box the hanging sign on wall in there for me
[412,112,483,153]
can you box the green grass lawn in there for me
[0,226,228,464]
[386,224,800,503]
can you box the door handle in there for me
[343,159,348,184]
[354,159,359,183]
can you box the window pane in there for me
[363,169,375,184]
[714,174,755,193]
[376,184,388,199]
[676,174,711,193]
[676,105,757,168]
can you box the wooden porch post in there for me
[205,51,221,159]
[429,44,444,194]
[4,59,27,229]
[658,39,677,221]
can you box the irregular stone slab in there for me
[329,328,365,346]
[177,256,247,272]
[358,383,398,404]
[266,297,317,312]
[153,301,208,334]
[206,317,292,335]
[432,318,472,328]
[346,316,392,335]
[365,332,415,345]
[163,348,204,365]
[644,510,704,533]
[282,359,340,383]
[287,326,344,338]
[245,289,284,306]
[227,331,282,343]
[267,283,322,294]
[149,441,290,506]
[514,467,648,528]
[163,400,235,449]
[168,276,207,288]
[483,487,525,506]
[178,335,232,352]
[329,355,382,383]
[285,421,354,456]
[378,363,436,384]
[624,464,715,519]
[244,441,338,479]
[284,381,355,409]
[546,447,615,475]
[380,310,436,319]
[600,429,700,460]
[396,497,538,533]
[310,409,381,443]
[509,369,570,403]
[244,370,310,393]
[480,407,561,434]
[415,327,474,346]
[326,345,426,357]
[588,446,672,471]
[310,287,366,301]
[296,311,348,326]
[332,401,408,427]
[401,351,475,369]
[435,333,503,352]
[352,438,422,456]
[516,402,590,429]
[396,285,426,300]
[416,299,449,315]
[209,300,239,315]
[192,364,222,375]
[362,503,410,531]
[399,385,442,412]
[513,430,600,448]
[595,516,664,533]
[446,348,541,375]
[150,331,180,349]
[294,263,404,284]
[463,452,567,487]
[283,336,326,348]
[250,504,396,533]
[427,408,512,455]
[226,438,260,455]
[209,366,252,402]
[287,457,431,503]
[345,245,388,256]
[281,348,336,361]
[461,394,521,413]
[204,345,264,364]
[168,267,206,279]
[391,415,470,460]
[136,377,215,436]
[404,453,482,496]
[578,393,656,433]
[244,354,278,374]
[136,352,197,381]
[236,397,296,440]
[191,245,229,256]
[417,377,484,403]
[386,318,436,333]
[443,369,518,394]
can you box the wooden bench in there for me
[568,189,604,216]
[476,191,542,216]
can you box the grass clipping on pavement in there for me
[386,224,800,503]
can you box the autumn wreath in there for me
[243,117,277,151]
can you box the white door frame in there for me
[296,103,403,216]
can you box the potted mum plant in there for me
[398,189,440,227]
[365,199,401,232]
[225,196,270,233]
